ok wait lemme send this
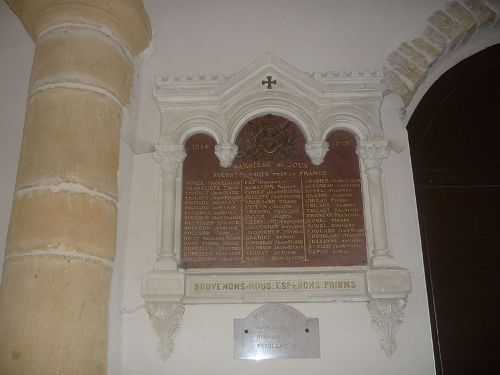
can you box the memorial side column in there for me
[356,140,392,266]
[153,145,186,270]
[0,1,151,374]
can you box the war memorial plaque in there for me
[181,115,367,268]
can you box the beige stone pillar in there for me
[0,1,151,374]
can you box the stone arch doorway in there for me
[407,44,500,375]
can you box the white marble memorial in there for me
[141,54,411,360]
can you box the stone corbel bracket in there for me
[145,301,185,361]
[367,268,412,357]
[142,271,185,361]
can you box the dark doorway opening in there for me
[407,44,500,375]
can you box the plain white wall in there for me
[0,3,35,281]
[115,1,447,374]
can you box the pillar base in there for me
[154,258,179,271]
[371,254,395,267]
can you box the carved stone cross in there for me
[262,75,277,89]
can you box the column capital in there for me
[6,0,151,55]
[153,145,186,176]
[356,140,390,169]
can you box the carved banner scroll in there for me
[181,115,367,268]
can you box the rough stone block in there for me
[0,255,111,375]
[17,88,121,198]
[445,1,477,42]
[387,51,425,86]
[31,27,133,105]
[485,0,500,22]
[383,67,413,106]
[423,26,448,51]
[397,42,430,69]
[411,37,442,60]
[6,0,152,55]
[428,10,465,47]
[7,190,117,260]
[464,0,496,26]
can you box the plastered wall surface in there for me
[116,1,444,374]
[0,2,35,281]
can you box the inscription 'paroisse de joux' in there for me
[181,115,367,268]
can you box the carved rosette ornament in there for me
[356,140,390,170]
[367,298,407,357]
[146,302,185,361]
[153,144,187,175]
[305,141,329,165]
[214,143,238,168]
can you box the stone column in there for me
[152,145,186,270]
[0,1,150,374]
[356,140,392,267]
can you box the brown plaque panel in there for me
[181,115,367,268]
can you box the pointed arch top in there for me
[154,54,387,147]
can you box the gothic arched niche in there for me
[181,115,367,269]
[144,55,411,361]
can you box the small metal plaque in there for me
[234,303,320,360]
